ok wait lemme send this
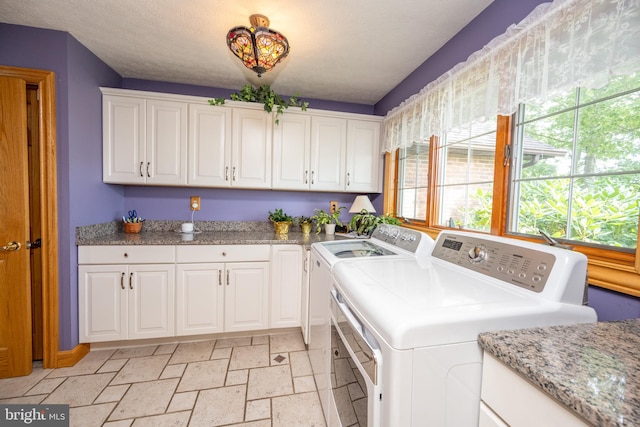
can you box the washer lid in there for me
[332,259,596,349]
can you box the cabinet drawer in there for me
[176,245,270,263]
[78,245,175,264]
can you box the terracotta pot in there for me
[124,221,142,234]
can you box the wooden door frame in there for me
[0,65,61,368]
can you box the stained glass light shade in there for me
[227,14,290,77]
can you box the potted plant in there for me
[209,84,309,124]
[268,208,293,235]
[295,216,314,235]
[312,207,345,234]
[349,211,402,236]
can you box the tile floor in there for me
[0,331,327,426]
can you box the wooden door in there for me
[0,76,32,378]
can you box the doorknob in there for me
[2,241,21,251]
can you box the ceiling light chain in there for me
[226,14,290,77]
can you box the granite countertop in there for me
[479,319,640,427]
[75,220,347,248]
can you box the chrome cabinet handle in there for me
[232,167,237,181]
[225,166,229,181]
[1,241,21,251]
[146,162,151,178]
[226,269,230,285]
[347,172,351,186]
[304,170,309,184]
[311,171,315,185]
[218,270,222,286]
[129,272,133,289]
[139,162,144,177]
[120,272,125,290]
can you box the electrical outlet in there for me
[190,196,201,211]
[330,200,338,213]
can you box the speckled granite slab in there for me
[479,319,640,427]
[76,220,346,247]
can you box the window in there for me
[509,73,640,251]
[397,143,429,221]
[436,120,496,231]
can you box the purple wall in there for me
[1,0,638,351]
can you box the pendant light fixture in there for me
[226,14,290,77]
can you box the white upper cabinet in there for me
[102,89,187,185]
[346,119,381,192]
[310,116,347,191]
[231,107,273,189]
[188,103,232,187]
[272,112,312,190]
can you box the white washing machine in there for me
[327,230,597,427]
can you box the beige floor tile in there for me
[24,377,65,396]
[95,384,130,404]
[211,347,232,359]
[191,384,246,426]
[42,372,115,407]
[176,359,228,392]
[247,365,294,400]
[269,332,306,354]
[131,410,190,426]
[294,375,317,393]
[226,369,249,386]
[251,335,269,346]
[160,363,186,379]
[98,358,128,373]
[103,420,133,427]
[272,391,326,427]
[167,391,197,412]
[0,395,47,404]
[168,340,215,364]
[230,421,271,427]
[246,398,271,421]
[111,345,157,359]
[290,351,313,377]
[215,336,252,348]
[154,343,177,355]
[109,378,179,421]
[229,344,270,370]
[69,402,117,427]
[46,349,115,378]
[110,354,170,385]
[0,367,53,398]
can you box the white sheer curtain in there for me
[383,0,640,152]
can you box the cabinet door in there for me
[232,108,272,188]
[78,265,127,342]
[311,116,347,191]
[272,113,311,190]
[301,250,311,344]
[270,246,303,329]
[102,95,146,184]
[188,103,232,187]
[346,120,382,192]
[176,263,225,336]
[128,264,175,339]
[146,99,188,185]
[225,262,270,332]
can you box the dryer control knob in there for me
[468,245,488,264]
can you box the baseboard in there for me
[56,343,90,368]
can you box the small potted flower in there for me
[311,207,345,234]
[268,208,293,235]
[295,216,314,235]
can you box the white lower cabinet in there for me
[480,352,588,427]
[175,263,225,335]
[270,246,303,329]
[78,262,175,342]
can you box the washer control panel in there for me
[371,224,423,253]
[432,233,556,292]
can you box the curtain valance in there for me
[383,0,640,152]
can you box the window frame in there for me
[385,115,640,297]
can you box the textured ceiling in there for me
[0,0,494,105]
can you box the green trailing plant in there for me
[267,208,293,223]
[311,207,344,234]
[349,210,402,236]
[295,216,313,224]
[209,84,308,124]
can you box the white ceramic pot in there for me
[324,223,336,235]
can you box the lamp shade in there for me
[349,195,376,213]
[227,14,290,77]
